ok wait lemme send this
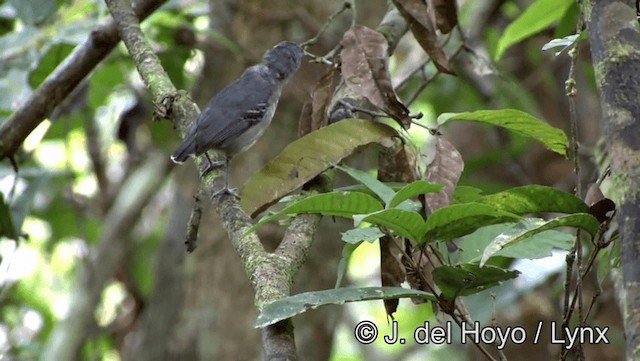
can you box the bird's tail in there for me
[171,137,197,164]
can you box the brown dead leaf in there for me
[380,235,406,318]
[311,66,340,131]
[427,0,458,34]
[393,0,455,74]
[378,142,417,183]
[403,241,437,306]
[340,25,412,128]
[377,142,416,318]
[297,100,313,137]
[423,135,464,213]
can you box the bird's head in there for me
[263,41,304,80]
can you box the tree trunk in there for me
[585,1,640,359]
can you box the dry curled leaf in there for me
[379,142,417,183]
[380,235,406,318]
[403,241,437,306]
[427,0,458,34]
[311,66,340,130]
[297,100,313,137]
[393,0,455,74]
[340,25,411,128]
[423,135,464,213]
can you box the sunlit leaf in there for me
[438,109,568,156]
[455,223,574,264]
[241,119,397,217]
[480,213,601,266]
[495,0,574,60]
[421,203,521,243]
[256,287,436,327]
[341,227,384,244]
[249,191,384,234]
[336,243,360,288]
[477,185,588,215]
[453,186,484,204]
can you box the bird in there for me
[171,41,304,196]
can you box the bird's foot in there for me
[210,186,239,199]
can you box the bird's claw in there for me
[210,187,239,199]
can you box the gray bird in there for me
[171,41,304,195]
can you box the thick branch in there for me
[105,0,176,103]
[584,1,640,359]
[0,0,166,160]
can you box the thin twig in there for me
[389,238,497,361]
[560,12,586,360]
[300,1,352,48]
[406,43,466,106]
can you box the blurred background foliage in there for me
[0,0,622,360]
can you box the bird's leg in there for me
[209,156,239,199]
[201,153,225,177]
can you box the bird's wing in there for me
[194,65,275,153]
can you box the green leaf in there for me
[336,243,360,288]
[88,61,126,108]
[336,164,396,206]
[8,0,57,25]
[249,191,384,234]
[357,208,425,242]
[388,180,443,208]
[480,214,601,266]
[452,186,484,203]
[29,43,75,89]
[456,223,574,264]
[341,227,385,244]
[256,287,436,327]
[496,230,573,259]
[433,264,519,299]
[597,237,620,286]
[13,278,56,339]
[421,203,521,243]
[438,109,568,156]
[241,119,397,217]
[495,0,574,60]
[477,185,589,215]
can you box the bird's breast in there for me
[222,98,278,155]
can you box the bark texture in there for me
[585,1,640,359]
